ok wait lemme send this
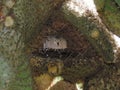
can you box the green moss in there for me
[94,0,105,11]
[61,7,114,62]
[0,57,13,90]
[100,0,120,37]
[0,0,62,90]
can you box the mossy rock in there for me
[100,0,120,37]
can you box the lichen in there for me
[0,57,13,90]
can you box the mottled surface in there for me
[97,0,120,37]
[0,0,119,90]
[87,63,120,90]
[62,5,114,62]
[0,0,65,90]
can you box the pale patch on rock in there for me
[5,0,15,8]
[91,30,99,39]
[4,16,14,27]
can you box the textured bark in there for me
[86,63,120,90]
[0,0,65,90]
[61,6,114,63]
[0,0,119,90]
